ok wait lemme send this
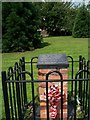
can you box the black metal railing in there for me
[2,55,90,120]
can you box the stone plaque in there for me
[37,54,69,69]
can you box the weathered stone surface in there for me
[37,54,69,69]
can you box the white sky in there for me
[2,0,89,3]
[41,0,90,4]
[62,0,90,3]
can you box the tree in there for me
[72,4,89,38]
[38,2,76,36]
[2,2,42,52]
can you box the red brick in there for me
[38,75,44,80]
[60,111,68,119]
[40,112,47,119]
[38,68,68,120]
[63,102,68,109]
[38,87,46,96]
[63,112,68,119]
[63,108,68,112]
[60,69,68,73]
[40,101,46,107]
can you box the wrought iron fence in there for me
[2,55,90,120]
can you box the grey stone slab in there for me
[37,54,69,69]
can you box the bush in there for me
[2,3,42,52]
[72,4,89,38]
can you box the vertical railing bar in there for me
[72,59,74,95]
[83,59,86,111]
[88,94,90,120]
[85,60,89,117]
[67,56,74,95]
[2,71,10,120]
[31,58,34,79]
[31,57,38,80]
[19,67,23,112]
[11,71,17,119]
[20,63,23,112]
[81,59,84,111]
[8,70,14,119]
[46,73,49,120]
[18,56,23,115]
[87,60,90,120]
[74,79,77,120]
[61,80,63,120]
[46,79,49,120]
[85,78,88,117]
[30,57,38,120]
[16,72,22,120]
[82,57,86,112]
[67,56,74,79]
[14,63,19,119]
[79,55,83,104]
[81,57,86,112]
[22,57,27,105]
[31,73,36,120]
[20,78,23,112]
[13,83,18,119]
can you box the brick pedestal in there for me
[37,54,69,119]
[38,68,68,119]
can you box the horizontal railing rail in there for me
[4,78,90,83]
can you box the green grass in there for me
[2,36,88,71]
[1,36,88,119]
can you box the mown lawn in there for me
[2,36,88,71]
[1,36,88,119]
